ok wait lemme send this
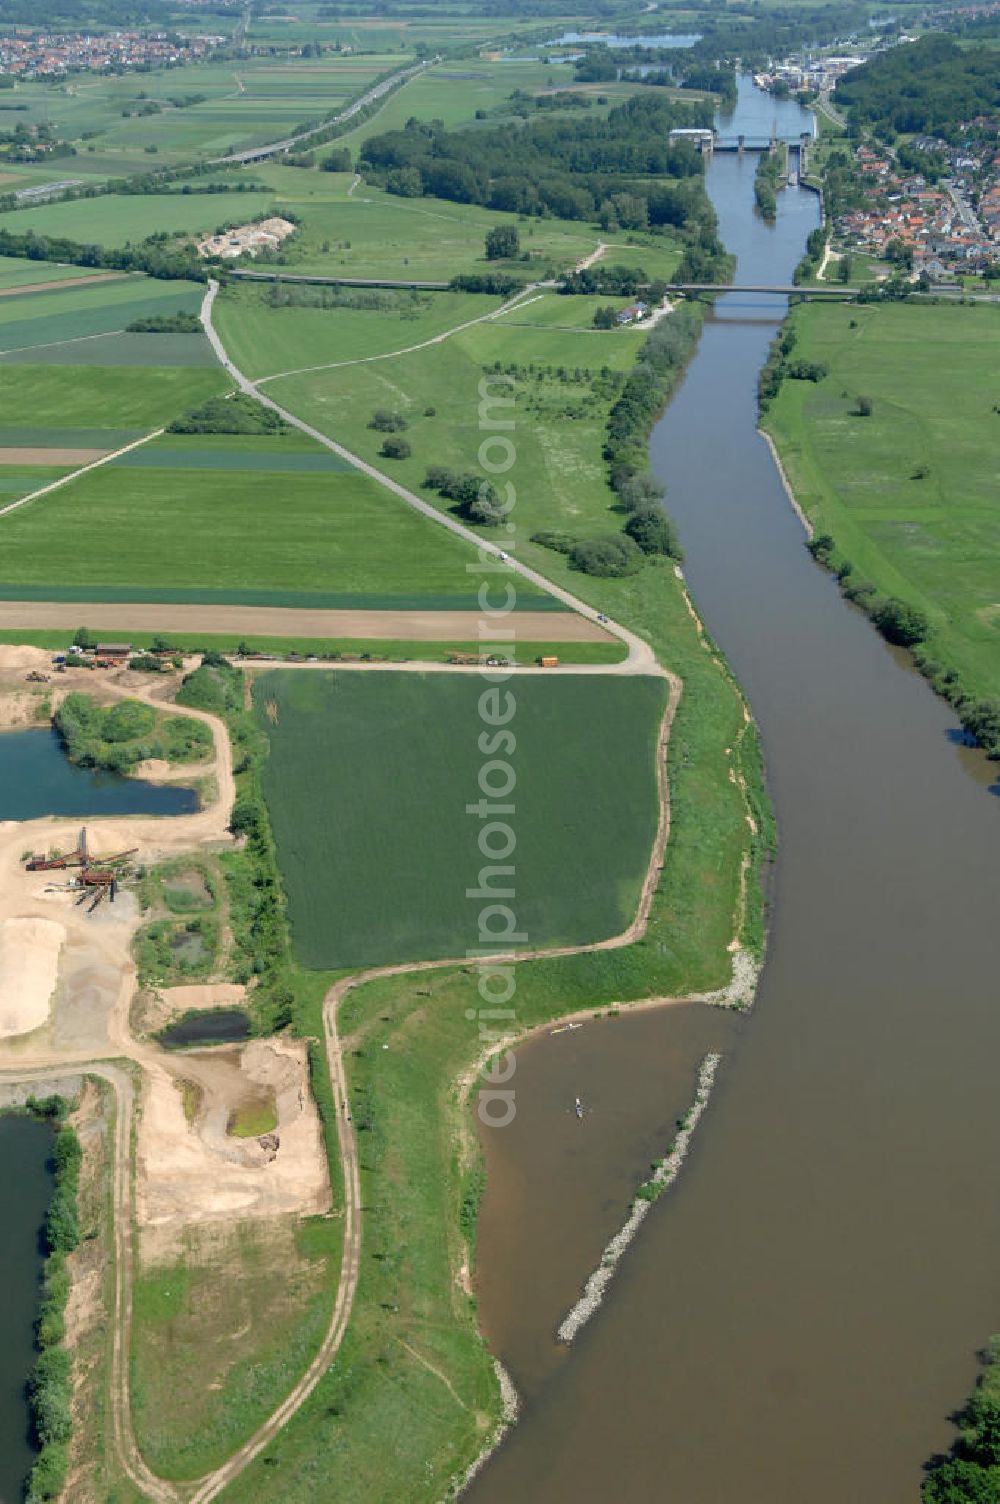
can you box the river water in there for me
[0,1115,54,1504]
[470,79,1000,1503]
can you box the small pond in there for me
[0,728,198,821]
[158,1009,252,1049]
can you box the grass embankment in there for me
[256,669,667,969]
[218,306,771,1499]
[762,300,1000,743]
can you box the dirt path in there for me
[255,282,544,385]
[0,602,613,645]
[574,240,607,273]
[201,281,660,677]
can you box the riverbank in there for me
[762,298,1000,746]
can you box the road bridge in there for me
[667,283,859,297]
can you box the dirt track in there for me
[0,602,612,643]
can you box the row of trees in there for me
[25,1100,82,1502]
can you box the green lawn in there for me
[764,300,1000,701]
[256,669,667,968]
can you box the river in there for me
[469,79,1000,1503]
[0,1115,54,1504]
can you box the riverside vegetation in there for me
[761,300,1000,756]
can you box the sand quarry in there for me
[0,649,330,1240]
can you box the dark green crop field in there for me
[255,668,667,969]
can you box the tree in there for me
[855,394,873,417]
[871,597,928,647]
[593,305,617,330]
[624,506,682,559]
[72,626,93,650]
[322,147,352,172]
[380,436,411,460]
[485,224,520,261]
[617,473,665,512]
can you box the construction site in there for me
[24,825,138,913]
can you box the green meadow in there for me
[0,190,277,249]
[214,282,502,379]
[245,170,599,281]
[0,361,225,430]
[764,300,1000,701]
[263,307,647,547]
[256,669,667,969]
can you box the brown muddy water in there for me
[470,81,1000,1504]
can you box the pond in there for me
[0,728,198,821]
[158,1009,251,1049]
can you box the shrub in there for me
[530,530,576,554]
[570,535,643,577]
[169,394,287,436]
[871,598,929,647]
[854,394,873,417]
[369,409,407,432]
[380,436,411,460]
[624,506,682,559]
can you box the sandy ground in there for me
[0,644,52,670]
[0,446,110,465]
[0,272,129,299]
[138,1038,330,1237]
[0,602,612,643]
[0,916,65,1038]
[138,982,246,1035]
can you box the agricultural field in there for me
[0,256,119,292]
[0,273,207,352]
[0,428,510,605]
[0,52,405,180]
[256,668,667,968]
[763,300,1000,702]
[0,273,225,508]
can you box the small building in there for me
[616,302,649,325]
[95,642,132,659]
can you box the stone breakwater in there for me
[555,1052,723,1345]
